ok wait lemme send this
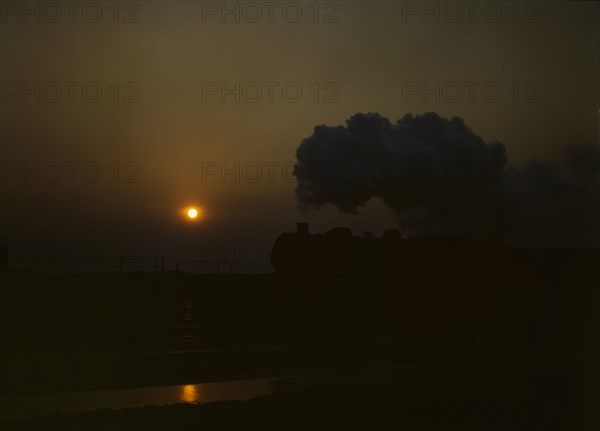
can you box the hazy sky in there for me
[1,1,598,260]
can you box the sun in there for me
[183,206,202,221]
[187,208,198,219]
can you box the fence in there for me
[2,255,274,274]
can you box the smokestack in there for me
[296,222,309,235]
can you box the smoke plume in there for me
[293,112,600,246]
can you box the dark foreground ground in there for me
[1,261,599,430]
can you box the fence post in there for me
[0,243,7,270]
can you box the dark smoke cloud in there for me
[293,112,600,247]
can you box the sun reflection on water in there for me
[180,384,199,403]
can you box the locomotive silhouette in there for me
[271,223,597,281]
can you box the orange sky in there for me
[1,1,598,258]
